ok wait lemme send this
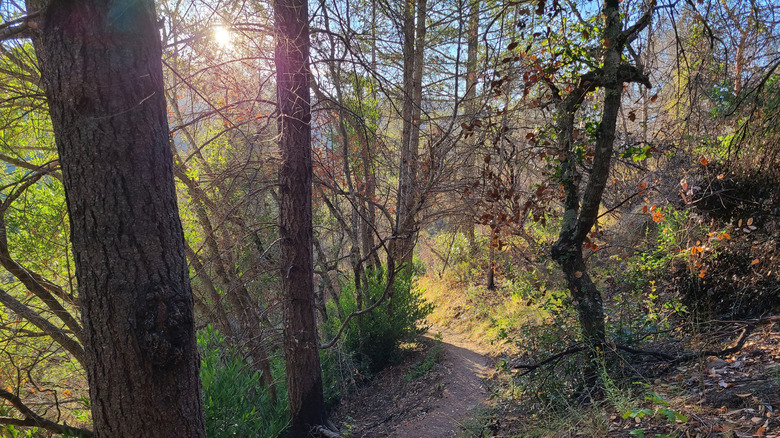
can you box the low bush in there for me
[322,268,433,376]
[198,326,288,438]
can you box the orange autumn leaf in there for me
[700,156,708,166]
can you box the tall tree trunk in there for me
[393,0,417,268]
[393,0,428,270]
[28,1,205,436]
[464,0,480,246]
[357,83,381,271]
[549,0,654,383]
[274,0,327,434]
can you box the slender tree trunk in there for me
[486,231,495,290]
[29,1,205,436]
[464,0,479,246]
[274,0,327,434]
[170,124,278,402]
[393,0,418,269]
[357,85,380,271]
[392,0,428,274]
[549,0,654,384]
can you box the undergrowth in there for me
[404,332,444,381]
[198,326,288,438]
[321,268,433,406]
[423,171,780,436]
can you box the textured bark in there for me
[550,0,654,360]
[392,0,427,269]
[28,1,205,436]
[275,0,327,434]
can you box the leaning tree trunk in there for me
[549,0,654,381]
[28,0,205,436]
[274,0,328,435]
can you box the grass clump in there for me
[404,332,444,381]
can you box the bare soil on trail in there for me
[331,327,492,438]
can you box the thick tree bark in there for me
[28,0,205,436]
[275,0,328,435]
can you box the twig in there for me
[513,316,778,377]
[512,345,584,376]
[319,259,399,349]
[616,315,779,369]
[0,388,93,437]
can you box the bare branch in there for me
[320,259,399,349]
[618,0,657,47]
[0,287,85,365]
[0,388,93,437]
[0,12,40,42]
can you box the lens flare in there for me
[214,26,232,48]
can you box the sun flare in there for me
[213,26,232,48]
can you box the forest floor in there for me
[332,273,779,437]
[331,326,493,437]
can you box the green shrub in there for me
[323,269,433,375]
[198,326,288,438]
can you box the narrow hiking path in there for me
[332,326,492,438]
[390,327,491,437]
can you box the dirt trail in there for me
[332,326,492,437]
[388,327,491,437]
[332,326,491,437]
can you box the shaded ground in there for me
[332,327,491,437]
[482,324,780,437]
